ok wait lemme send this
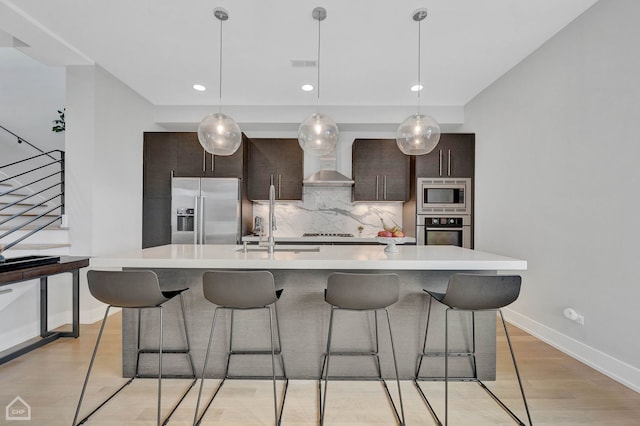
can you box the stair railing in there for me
[0,125,65,254]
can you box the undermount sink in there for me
[236,245,321,253]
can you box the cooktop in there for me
[302,233,355,237]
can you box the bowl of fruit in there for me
[376,219,406,253]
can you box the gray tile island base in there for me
[124,268,497,380]
[91,244,526,380]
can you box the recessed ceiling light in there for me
[302,84,314,92]
[411,84,423,92]
[193,84,206,92]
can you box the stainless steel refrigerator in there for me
[171,177,240,244]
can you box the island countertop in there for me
[90,244,527,271]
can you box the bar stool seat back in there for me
[326,272,399,310]
[436,273,521,310]
[87,269,172,308]
[202,270,278,308]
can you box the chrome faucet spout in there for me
[268,184,276,254]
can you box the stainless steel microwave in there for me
[417,177,471,214]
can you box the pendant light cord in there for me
[317,16,321,106]
[417,18,422,112]
[219,18,224,114]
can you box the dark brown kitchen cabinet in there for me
[352,139,410,202]
[415,133,475,178]
[175,132,243,178]
[142,197,171,248]
[143,132,177,199]
[142,133,177,248]
[247,138,303,201]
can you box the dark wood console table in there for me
[0,256,90,365]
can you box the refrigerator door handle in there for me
[193,195,199,244]
[200,195,206,244]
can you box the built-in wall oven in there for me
[416,215,472,248]
[416,177,472,248]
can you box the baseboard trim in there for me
[503,307,640,393]
[81,305,120,324]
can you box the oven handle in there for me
[425,226,465,231]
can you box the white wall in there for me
[0,48,64,160]
[65,64,161,322]
[463,0,640,391]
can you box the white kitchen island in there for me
[90,244,526,379]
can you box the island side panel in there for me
[122,268,496,380]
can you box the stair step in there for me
[1,200,49,208]
[0,189,32,197]
[1,243,71,257]
[0,211,60,217]
[1,243,70,250]
[0,223,67,231]
[0,216,63,233]
[1,225,70,250]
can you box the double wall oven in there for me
[416,177,472,248]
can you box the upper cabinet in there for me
[143,132,178,199]
[415,133,475,178]
[352,139,410,202]
[247,138,303,201]
[175,132,243,178]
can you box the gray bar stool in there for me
[320,272,405,425]
[194,270,288,426]
[73,270,196,426]
[414,273,533,426]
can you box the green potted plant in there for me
[52,108,65,132]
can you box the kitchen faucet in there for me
[268,184,276,253]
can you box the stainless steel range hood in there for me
[303,169,354,187]
[302,142,355,187]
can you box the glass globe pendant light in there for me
[396,9,441,156]
[298,7,339,157]
[197,7,241,156]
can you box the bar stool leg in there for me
[226,309,235,377]
[268,306,279,425]
[384,308,406,425]
[319,306,336,425]
[135,307,142,376]
[273,304,289,423]
[415,296,434,376]
[194,307,221,425]
[274,304,287,378]
[414,296,441,425]
[72,306,138,425]
[179,292,197,378]
[157,306,163,426]
[493,310,533,426]
[445,307,451,426]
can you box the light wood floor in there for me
[1,312,639,425]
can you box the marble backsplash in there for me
[251,187,403,237]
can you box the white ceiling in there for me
[0,0,598,109]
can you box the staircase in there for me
[0,126,68,258]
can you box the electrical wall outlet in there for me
[563,308,585,325]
